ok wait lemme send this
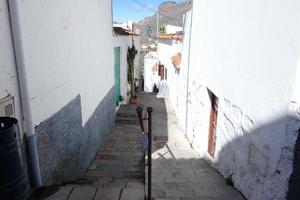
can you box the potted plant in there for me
[127,45,138,104]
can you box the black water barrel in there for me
[0,117,29,199]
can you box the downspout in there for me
[8,0,42,187]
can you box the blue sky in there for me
[113,0,183,23]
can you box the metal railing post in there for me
[147,107,153,200]
[136,106,153,200]
[136,107,145,132]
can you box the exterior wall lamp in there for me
[147,26,152,38]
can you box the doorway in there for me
[207,90,218,158]
[114,47,121,106]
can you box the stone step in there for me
[116,112,137,117]
[104,136,141,141]
[120,188,144,200]
[100,146,142,153]
[98,151,144,157]
[118,104,138,109]
[93,163,144,172]
[95,154,144,161]
[115,119,139,125]
[79,103,146,198]
[61,177,97,185]
[86,170,144,178]
[101,178,144,189]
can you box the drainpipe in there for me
[8,0,42,187]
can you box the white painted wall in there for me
[292,65,300,103]
[191,0,300,123]
[113,35,140,102]
[157,12,191,130]
[157,40,181,95]
[186,1,300,199]
[165,25,183,34]
[144,52,158,92]
[16,0,114,126]
[157,39,185,127]
[0,0,23,135]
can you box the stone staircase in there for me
[81,104,145,199]
[27,104,146,200]
[115,104,140,125]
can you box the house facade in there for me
[0,0,116,185]
[113,25,141,104]
[155,1,300,199]
[180,1,300,200]
[156,16,190,130]
[143,52,159,93]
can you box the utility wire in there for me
[130,0,182,20]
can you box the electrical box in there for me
[0,96,15,117]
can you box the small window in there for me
[5,104,13,117]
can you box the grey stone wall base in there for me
[35,86,115,185]
[25,134,42,187]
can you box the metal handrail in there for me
[136,106,153,200]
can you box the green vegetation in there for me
[127,45,138,97]
[160,26,166,34]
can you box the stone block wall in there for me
[214,99,299,199]
[184,82,300,199]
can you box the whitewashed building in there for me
[0,0,116,185]
[143,52,159,93]
[165,24,183,34]
[157,34,184,124]
[165,1,300,199]
[113,25,140,104]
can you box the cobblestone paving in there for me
[142,93,245,200]
[32,104,145,200]
[29,93,245,200]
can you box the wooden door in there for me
[158,64,165,80]
[208,92,218,158]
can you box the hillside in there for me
[135,0,192,45]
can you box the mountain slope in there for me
[135,0,192,45]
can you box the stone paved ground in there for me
[28,104,145,200]
[141,93,245,200]
[28,92,245,200]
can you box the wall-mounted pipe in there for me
[8,0,42,187]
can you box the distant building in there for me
[165,24,183,34]
[113,25,140,104]
[113,20,133,32]
[143,52,159,92]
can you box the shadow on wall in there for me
[287,128,300,200]
[214,114,300,200]
[138,92,300,199]
[35,87,115,185]
[141,93,245,199]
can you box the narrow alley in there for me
[28,93,244,200]
[1,0,300,199]
[145,94,244,199]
